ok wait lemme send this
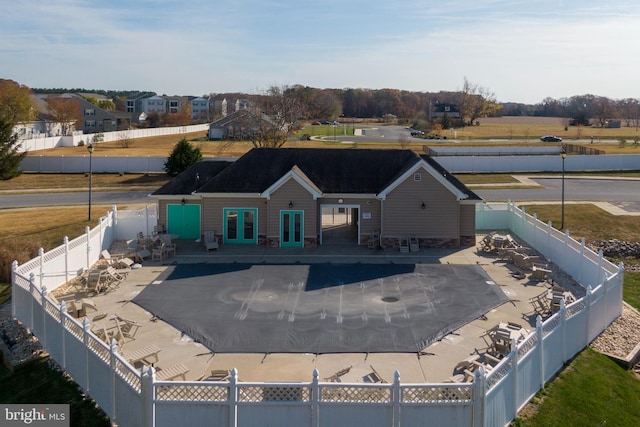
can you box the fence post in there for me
[393,371,401,427]
[511,338,519,421]
[472,367,485,427]
[560,299,567,363]
[562,230,570,271]
[585,286,592,344]
[597,250,604,289]
[41,286,48,348]
[85,226,91,271]
[29,273,36,329]
[229,368,238,427]
[578,239,585,283]
[141,365,155,427]
[82,318,91,393]
[11,261,18,318]
[532,213,537,246]
[63,236,70,284]
[536,315,544,388]
[311,369,319,427]
[60,301,67,368]
[38,247,45,289]
[110,338,118,423]
[547,221,552,255]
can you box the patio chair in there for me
[100,267,125,291]
[137,232,149,250]
[152,243,165,261]
[101,250,134,275]
[163,241,177,258]
[399,237,409,253]
[111,316,141,342]
[530,265,552,283]
[203,230,219,251]
[87,269,109,293]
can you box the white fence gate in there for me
[11,203,623,427]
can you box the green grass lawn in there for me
[0,359,110,427]
[516,349,640,427]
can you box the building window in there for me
[86,120,96,127]
[444,106,450,112]
[414,173,422,182]
[85,109,95,116]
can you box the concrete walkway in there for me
[56,237,574,384]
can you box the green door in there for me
[280,210,303,247]
[223,208,258,244]
[167,204,201,240]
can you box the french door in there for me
[280,210,303,247]
[223,208,257,244]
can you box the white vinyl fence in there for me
[11,203,623,427]
[17,124,210,153]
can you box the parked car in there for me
[540,135,563,142]
[410,130,424,136]
[311,121,321,125]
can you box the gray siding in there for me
[383,169,459,238]
[269,179,317,238]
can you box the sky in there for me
[1,0,639,104]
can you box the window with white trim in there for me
[413,172,422,182]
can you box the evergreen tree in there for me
[164,138,202,176]
[0,118,27,180]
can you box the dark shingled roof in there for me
[152,160,233,195]
[195,148,420,194]
[151,149,482,202]
[420,155,482,201]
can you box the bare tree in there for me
[238,85,306,148]
[592,96,616,128]
[47,96,82,135]
[456,77,499,126]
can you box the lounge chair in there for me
[399,238,409,253]
[207,369,231,381]
[364,365,388,383]
[157,364,190,381]
[101,250,134,275]
[203,230,219,251]
[409,236,419,252]
[324,365,352,382]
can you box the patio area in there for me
[49,235,582,384]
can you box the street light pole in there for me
[560,145,567,230]
[87,143,94,221]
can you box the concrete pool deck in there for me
[54,236,568,384]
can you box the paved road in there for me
[1,177,639,210]
[477,177,640,213]
[0,190,154,209]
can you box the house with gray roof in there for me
[151,148,481,248]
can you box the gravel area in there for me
[590,304,640,359]
[0,302,44,366]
